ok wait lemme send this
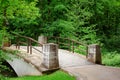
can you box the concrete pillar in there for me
[38,35,47,44]
[87,44,101,64]
[42,43,59,69]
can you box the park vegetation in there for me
[0,0,120,79]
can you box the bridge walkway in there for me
[5,45,120,80]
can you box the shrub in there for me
[105,35,120,52]
[102,51,120,67]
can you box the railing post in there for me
[18,41,20,49]
[16,37,19,49]
[69,40,71,51]
[72,41,74,53]
[29,40,32,54]
[56,37,59,47]
[55,37,57,44]
[57,37,59,46]
[87,44,101,64]
[27,39,29,53]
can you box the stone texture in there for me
[38,35,47,44]
[87,44,101,64]
[42,43,59,69]
[6,54,42,76]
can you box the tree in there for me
[64,0,99,43]
[0,0,40,36]
[38,0,75,38]
[89,0,120,50]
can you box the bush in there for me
[102,51,120,67]
[74,45,87,55]
[105,35,120,52]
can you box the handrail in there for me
[47,36,88,54]
[47,36,87,46]
[11,32,43,54]
[11,32,88,55]
[12,33,43,46]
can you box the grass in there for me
[8,71,75,80]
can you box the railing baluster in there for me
[18,41,20,49]
[29,39,32,54]
[69,40,71,51]
[57,37,59,46]
[72,41,74,53]
[16,37,18,49]
[27,39,29,53]
[55,37,57,43]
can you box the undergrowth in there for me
[102,48,120,67]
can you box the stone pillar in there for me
[42,43,59,69]
[87,44,101,64]
[38,35,47,44]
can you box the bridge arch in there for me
[5,54,41,77]
[1,60,17,77]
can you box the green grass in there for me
[8,71,75,80]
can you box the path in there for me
[63,65,120,80]
[5,45,120,80]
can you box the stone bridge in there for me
[3,34,120,80]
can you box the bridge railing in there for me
[47,36,88,55]
[12,33,43,54]
[47,36,102,64]
[11,34,101,64]
[11,34,89,55]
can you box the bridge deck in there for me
[5,45,120,80]
[8,45,93,68]
[63,65,120,80]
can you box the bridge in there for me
[2,33,120,80]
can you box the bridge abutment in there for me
[87,44,101,64]
[42,43,59,69]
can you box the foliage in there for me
[90,0,120,45]
[40,1,75,38]
[0,28,11,44]
[74,45,87,55]
[65,0,100,44]
[9,71,75,80]
[79,25,100,44]
[44,19,75,38]
[0,29,12,79]
[105,35,120,52]
[0,0,40,36]
[102,51,120,67]
[0,49,10,79]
